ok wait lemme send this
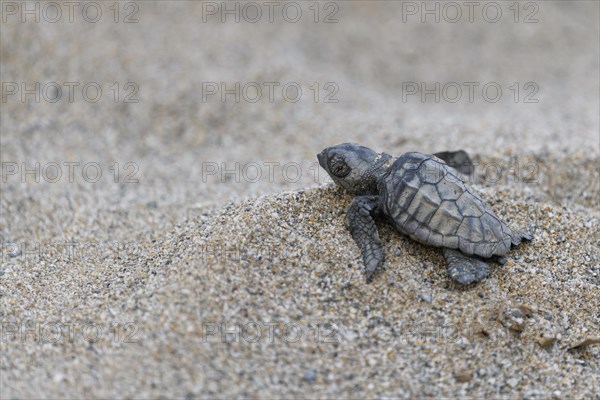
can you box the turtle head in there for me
[317,143,390,195]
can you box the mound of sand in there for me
[2,164,598,397]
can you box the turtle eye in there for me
[332,162,350,178]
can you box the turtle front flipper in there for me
[433,150,473,176]
[345,196,384,283]
[443,248,490,285]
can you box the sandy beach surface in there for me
[1,2,599,398]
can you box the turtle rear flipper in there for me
[443,248,490,285]
[511,230,534,247]
[345,196,385,283]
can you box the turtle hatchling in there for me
[317,143,533,284]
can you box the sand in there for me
[1,1,599,398]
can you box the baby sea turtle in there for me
[317,143,533,284]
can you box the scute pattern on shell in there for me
[380,153,512,258]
